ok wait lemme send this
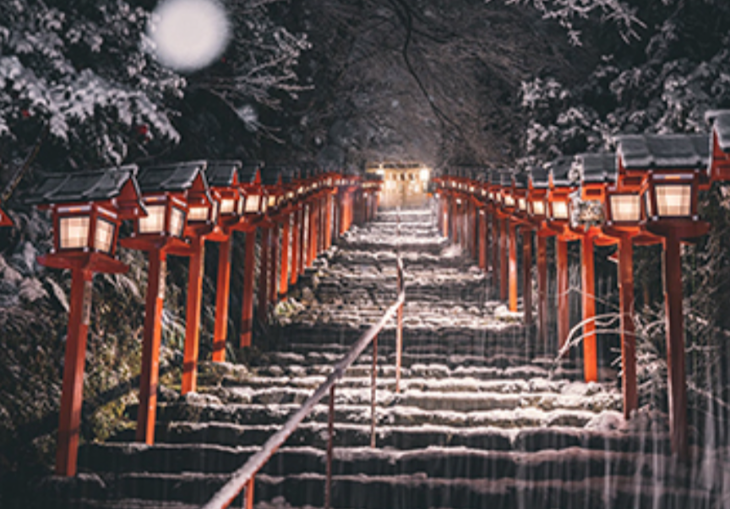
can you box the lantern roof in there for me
[706,110,730,152]
[546,156,576,188]
[206,160,242,187]
[25,165,141,205]
[489,169,511,186]
[574,152,616,184]
[514,172,529,189]
[261,168,285,187]
[364,172,383,182]
[136,160,207,193]
[238,161,263,184]
[615,133,709,171]
[527,164,550,189]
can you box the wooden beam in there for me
[537,234,548,346]
[268,224,279,305]
[581,233,598,383]
[240,230,256,347]
[182,236,205,395]
[522,229,532,326]
[257,227,271,323]
[509,222,518,312]
[290,208,301,286]
[56,268,94,475]
[500,218,508,302]
[212,237,232,362]
[618,234,638,420]
[556,238,570,350]
[279,215,291,298]
[663,232,689,460]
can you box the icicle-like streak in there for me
[202,258,405,509]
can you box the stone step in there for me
[251,363,588,382]
[141,400,621,429]
[193,386,621,414]
[78,443,681,484]
[41,471,711,509]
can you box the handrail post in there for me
[244,477,254,509]
[370,333,378,448]
[325,383,336,509]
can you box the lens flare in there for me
[148,0,230,72]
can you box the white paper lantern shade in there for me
[59,216,91,250]
[609,194,641,223]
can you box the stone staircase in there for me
[35,207,712,508]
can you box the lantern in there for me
[238,162,265,217]
[26,165,145,477]
[615,133,711,460]
[206,160,243,224]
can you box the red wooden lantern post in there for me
[595,152,659,420]
[494,171,517,309]
[178,165,219,396]
[235,163,266,347]
[617,134,710,460]
[568,154,619,383]
[474,174,489,272]
[524,166,553,346]
[28,166,145,475]
[120,162,210,441]
[546,157,581,353]
[512,173,535,326]
[205,161,244,362]
[258,170,287,319]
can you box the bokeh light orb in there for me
[148,0,230,72]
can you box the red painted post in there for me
[441,197,449,237]
[182,236,205,395]
[308,201,317,266]
[325,194,333,250]
[537,235,548,346]
[279,215,290,298]
[136,250,165,444]
[240,230,256,347]
[290,209,301,286]
[581,233,598,383]
[299,205,308,275]
[471,205,478,260]
[618,234,638,419]
[258,227,271,323]
[212,238,232,362]
[522,229,532,326]
[268,224,279,305]
[266,223,279,305]
[245,477,255,509]
[508,222,518,312]
[478,211,487,271]
[556,238,570,350]
[450,199,457,243]
[492,214,499,294]
[55,268,93,475]
[663,232,689,461]
[500,218,508,302]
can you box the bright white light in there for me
[148,0,230,72]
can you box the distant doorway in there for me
[366,163,430,208]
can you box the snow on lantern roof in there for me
[615,133,709,171]
[706,110,730,152]
[528,164,550,189]
[238,161,263,184]
[262,167,286,187]
[206,160,242,187]
[546,156,576,188]
[136,160,207,193]
[25,164,141,205]
[574,152,616,184]
[513,172,528,189]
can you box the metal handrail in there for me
[202,256,405,509]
